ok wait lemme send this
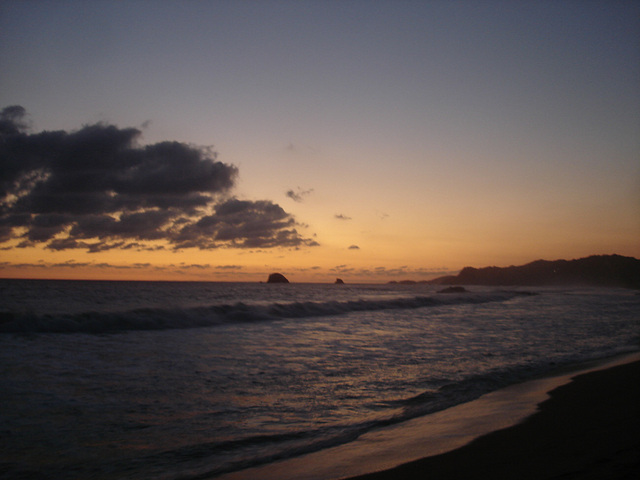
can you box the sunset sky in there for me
[1,0,639,283]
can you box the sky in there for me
[1,0,639,283]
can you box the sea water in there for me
[1,280,638,479]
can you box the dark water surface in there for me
[1,280,638,479]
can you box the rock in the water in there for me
[335,278,345,284]
[438,286,467,293]
[267,273,289,283]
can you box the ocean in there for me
[1,279,638,479]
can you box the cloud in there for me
[0,259,237,274]
[324,265,458,279]
[173,198,319,249]
[0,259,138,270]
[348,245,360,250]
[362,266,458,278]
[330,264,355,274]
[335,214,352,220]
[0,106,318,251]
[284,143,317,155]
[286,187,314,203]
[0,105,30,134]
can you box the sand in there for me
[346,356,640,480]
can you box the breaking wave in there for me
[0,291,531,333]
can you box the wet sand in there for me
[347,357,640,480]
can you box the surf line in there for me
[217,351,640,480]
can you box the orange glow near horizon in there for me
[3,230,639,284]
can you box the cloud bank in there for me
[0,106,318,251]
[330,264,457,279]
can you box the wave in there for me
[0,290,532,334]
[107,355,565,480]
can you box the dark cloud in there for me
[180,263,211,269]
[0,260,153,271]
[286,187,314,203]
[0,260,246,275]
[335,214,352,220]
[362,266,458,278]
[0,106,318,251]
[325,265,458,280]
[0,105,30,135]
[51,261,93,268]
[348,245,360,250]
[173,198,319,249]
[330,264,356,274]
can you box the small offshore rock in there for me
[438,286,467,294]
[267,273,289,283]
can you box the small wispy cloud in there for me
[330,264,355,274]
[348,245,360,250]
[286,187,314,203]
[335,214,352,220]
[284,143,318,155]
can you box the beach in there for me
[347,356,640,480]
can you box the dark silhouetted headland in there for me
[267,273,289,283]
[429,254,640,288]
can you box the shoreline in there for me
[347,352,640,480]
[217,352,640,480]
